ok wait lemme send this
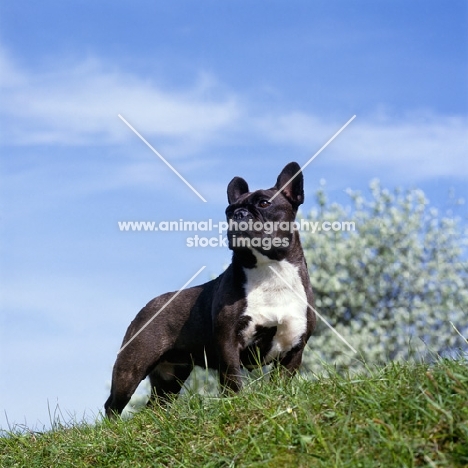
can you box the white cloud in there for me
[2,45,467,182]
[348,116,467,180]
[0,51,242,149]
[255,111,468,181]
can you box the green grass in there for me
[1,359,467,467]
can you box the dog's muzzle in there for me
[232,207,252,222]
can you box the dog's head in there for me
[225,162,304,260]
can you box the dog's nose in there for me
[233,208,250,221]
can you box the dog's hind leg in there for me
[104,337,170,417]
[104,358,150,417]
[147,361,193,406]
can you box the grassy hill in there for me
[1,359,467,467]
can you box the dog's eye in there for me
[258,200,271,208]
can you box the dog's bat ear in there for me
[227,177,249,204]
[274,162,304,208]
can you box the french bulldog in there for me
[105,162,315,417]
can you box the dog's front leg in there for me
[216,333,243,392]
[219,352,242,393]
[277,343,306,375]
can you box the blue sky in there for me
[1,1,467,431]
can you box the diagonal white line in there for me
[118,266,206,354]
[118,114,207,203]
[268,265,357,354]
[269,114,356,203]
[450,321,468,345]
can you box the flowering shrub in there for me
[301,180,468,372]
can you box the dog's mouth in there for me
[226,220,292,256]
[227,227,258,241]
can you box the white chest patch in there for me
[242,250,308,362]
